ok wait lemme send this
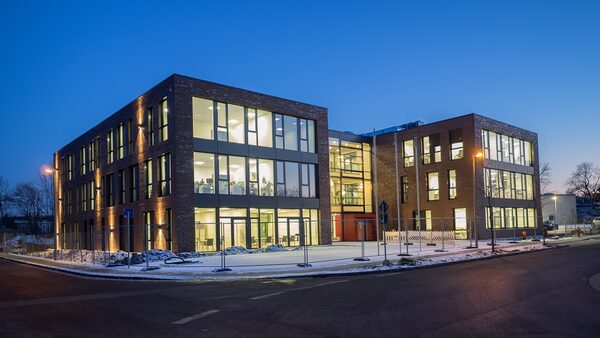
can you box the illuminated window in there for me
[257,110,273,147]
[482,129,534,166]
[193,97,214,140]
[427,172,439,201]
[117,122,126,160]
[89,179,96,210]
[88,139,98,172]
[194,152,215,194]
[403,140,414,167]
[227,104,245,144]
[448,169,457,199]
[158,99,168,142]
[105,173,114,207]
[449,129,463,160]
[217,155,246,195]
[422,134,441,164]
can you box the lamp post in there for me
[41,165,57,260]
[552,195,557,222]
[471,150,484,249]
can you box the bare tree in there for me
[0,176,11,222]
[540,163,551,194]
[566,162,600,207]
[12,182,43,235]
[37,174,54,219]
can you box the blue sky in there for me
[1,0,599,193]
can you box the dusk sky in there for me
[1,0,599,193]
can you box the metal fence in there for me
[2,216,598,270]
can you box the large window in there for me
[448,169,457,199]
[403,139,414,167]
[482,130,533,166]
[118,169,125,204]
[158,153,171,196]
[454,208,468,239]
[105,173,114,207]
[158,99,168,142]
[194,152,215,194]
[427,172,440,201]
[193,97,214,140]
[195,208,216,252]
[486,207,537,228]
[484,168,535,200]
[117,122,126,160]
[449,129,463,160]
[329,138,372,213]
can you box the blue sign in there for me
[123,208,134,219]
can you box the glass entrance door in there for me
[219,217,247,249]
[278,217,301,247]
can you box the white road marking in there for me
[172,309,220,325]
[260,279,297,285]
[249,292,285,300]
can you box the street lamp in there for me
[471,150,484,249]
[41,165,58,260]
[552,195,557,222]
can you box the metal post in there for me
[373,129,380,256]
[394,133,402,256]
[472,155,478,248]
[91,224,95,265]
[145,221,149,270]
[127,218,131,269]
[215,222,231,272]
[414,137,422,252]
[354,221,369,261]
[436,218,446,252]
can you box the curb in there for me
[0,244,565,281]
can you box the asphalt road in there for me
[1,240,600,337]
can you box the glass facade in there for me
[482,129,533,166]
[193,152,315,198]
[484,168,534,200]
[329,138,373,213]
[192,97,315,153]
[485,207,537,228]
[194,207,320,251]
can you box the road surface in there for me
[1,240,599,337]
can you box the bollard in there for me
[355,221,370,261]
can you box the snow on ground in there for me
[3,237,558,280]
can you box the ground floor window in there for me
[194,207,320,251]
[453,208,468,239]
[485,207,537,229]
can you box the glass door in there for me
[233,218,247,248]
[288,218,301,246]
[220,218,232,249]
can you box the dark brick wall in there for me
[55,74,332,252]
[374,114,541,239]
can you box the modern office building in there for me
[54,74,542,253]
[54,74,330,253]
[373,114,541,239]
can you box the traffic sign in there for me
[379,201,389,214]
[380,213,389,225]
[123,208,134,219]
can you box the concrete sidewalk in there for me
[4,235,591,280]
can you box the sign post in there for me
[124,208,133,269]
[380,201,391,266]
